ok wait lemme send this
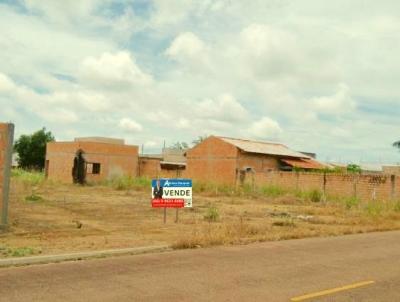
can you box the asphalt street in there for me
[1,231,400,301]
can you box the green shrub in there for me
[259,185,286,197]
[193,182,236,196]
[364,201,384,216]
[343,196,360,209]
[308,189,323,203]
[347,164,361,173]
[394,201,400,212]
[241,184,254,195]
[193,182,214,193]
[204,206,219,222]
[1,246,39,257]
[106,176,151,191]
[25,194,43,203]
[11,169,45,186]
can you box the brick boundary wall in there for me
[254,171,399,202]
[0,123,14,227]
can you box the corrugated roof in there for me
[281,158,325,169]
[218,136,310,159]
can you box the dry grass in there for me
[1,171,400,257]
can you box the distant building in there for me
[298,151,316,159]
[139,148,186,178]
[11,153,19,168]
[185,136,324,184]
[383,165,400,175]
[45,137,138,183]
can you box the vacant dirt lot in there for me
[1,171,400,257]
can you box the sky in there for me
[0,0,399,164]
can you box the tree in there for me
[192,135,209,146]
[393,140,400,150]
[170,141,189,150]
[14,128,55,170]
[347,164,361,174]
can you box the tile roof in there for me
[281,158,325,169]
[218,136,311,159]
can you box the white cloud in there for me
[165,32,212,72]
[39,108,79,123]
[79,51,152,89]
[0,73,15,93]
[175,118,191,129]
[195,94,249,122]
[119,118,143,132]
[311,84,356,115]
[166,32,205,59]
[1,1,400,162]
[246,117,282,140]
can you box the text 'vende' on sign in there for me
[151,179,192,208]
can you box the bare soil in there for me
[1,177,400,257]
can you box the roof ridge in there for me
[216,136,285,147]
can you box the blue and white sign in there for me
[152,179,192,208]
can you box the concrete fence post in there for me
[391,175,396,200]
[372,184,377,201]
[1,123,14,228]
[322,172,327,202]
[352,174,358,199]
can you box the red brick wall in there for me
[139,157,161,178]
[237,152,279,172]
[0,123,13,225]
[255,171,399,202]
[185,136,238,184]
[46,141,138,183]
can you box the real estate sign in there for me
[151,179,192,208]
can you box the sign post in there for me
[151,179,192,223]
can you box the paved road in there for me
[1,231,400,302]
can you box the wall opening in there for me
[92,163,101,174]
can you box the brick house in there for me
[45,137,138,183]
[139,148,186,178]
[185,136,324,184]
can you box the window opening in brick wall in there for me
[92,163,101,174]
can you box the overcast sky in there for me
[0,0,399,163]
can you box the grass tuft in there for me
[0,246,40,257]
[25,194,44,203]
[259,185,286,197]
[309,189,323,203]
[204,206,220,222]
[105,176,151,191]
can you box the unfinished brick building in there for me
[185,136,324,184]
[46,137,138,183]
[0,123,14,226]
[139,148,186,178]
